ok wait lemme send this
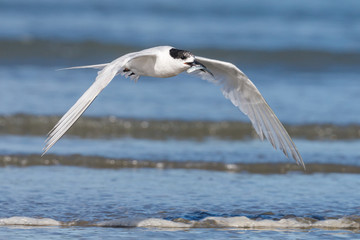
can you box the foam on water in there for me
[1,216,359,230]
[195,216,360,230]
[97,216,360,230]
[97,218,190,228]
[0,217,61,226]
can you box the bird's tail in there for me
[57,63,109,71]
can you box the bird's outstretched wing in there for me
[42,52,156,155]
[194,56,305,169]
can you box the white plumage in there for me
[43,46,305,169]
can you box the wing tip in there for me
[41,146,48,157]
[41,141,51,157]
[296,156,306,171]
[290,149,306,171]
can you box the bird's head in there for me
[169,48,213,76]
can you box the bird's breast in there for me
[152,61,185,78]
[125,54,185,78]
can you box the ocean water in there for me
[1,0,360,239]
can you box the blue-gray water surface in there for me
[1,0,360,239]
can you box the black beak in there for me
[186,60,213,76]
[186,60,203,67]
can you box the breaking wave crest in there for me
[1,216,359,230]
[97,216,360,230]
[0,217,61,226]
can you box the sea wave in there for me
[97,216,360,230]
[1,39,359,68]
[2,154,360,174]
[1,216,359,230]
[1,114,360,141]
[0,217,61,226]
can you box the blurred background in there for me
[1,0,360,158]
[1,0,360,122]
[1,0,360,237]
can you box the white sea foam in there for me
[97,216,360,230]
[0,216,358,230]
[0,217,61,226]
[97,218,190,228]
[197,216,360,229]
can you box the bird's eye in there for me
[181,56,187,60]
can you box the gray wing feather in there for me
[195,56,305,169]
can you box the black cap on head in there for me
[169,48,192,60]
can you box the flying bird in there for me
[42,46,305,169]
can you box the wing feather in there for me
[42,66,118,155]
[42,50,159,155]
[195,56,305,169]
